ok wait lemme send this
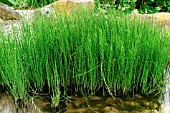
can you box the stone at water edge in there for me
[149,103,159,109]
[0,2,22,20]
[134,94,143,99]
[141,100,151,107]
[104,106,119,113]
[89,96,103,101]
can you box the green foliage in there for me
[0,0,12,6]
[1,0,170,13]
[98,0,170,13]
[0,8,169,106]
[96,0,137,13]
[1,0,57,9]
[136,0,169,14]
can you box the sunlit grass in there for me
[0,8,169,107]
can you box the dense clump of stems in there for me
[0,8,169,107]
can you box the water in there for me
[161,67,170,113]
[0,92,160,113]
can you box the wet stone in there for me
[89,96,102,101]
[66,108,87,113]
[152,110,159,113]
[103,106,118,113]
[141,100,150,107]
[105,97,123,106]
[95,103,102,108]
[142,110,158,113]
[130,111,141,113]
[72,101,82,108]
[152,99,160,105]
[124,101,139,108]
[134,94,143,99]
[105,97,126,110]
[121,111,130,113]
[66,102,73,109]
[149,103,159,109]
[70,96,79,101]
[84,108,97,113]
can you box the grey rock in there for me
[0,2,22,20]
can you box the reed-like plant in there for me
[0,8,169,107]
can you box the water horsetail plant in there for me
[0,8,169,107]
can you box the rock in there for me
[84,108,97,113]
[105,97,125,109]
[72,101,82,108]
[130,12,170,30]
[103,106,118,113]
[48,0,94,14]
[130,111,141,113]
[153,12,170,23]
[120,111,129,113]
[95,103,102,108]
[33,6,55,18]
[105,97,123,105]
[125,101,139,108]
[0,18,3,24]
[16,10,34,22]
[152,99,160,105]
[141,100,150,107]
[66,102,73,109]
[66,108,87,113]
[130,13,153,23]
[33,0,94,20]
[134,94,143,99]
[0,2,22,20]
[72,98,86,108]
[149,103,159,109]
[89,96,102,101]
[142,110,158,113]
[152,110,159,113]
[59,0,94,12]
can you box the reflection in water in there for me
[161,67,170,113]
[0,94,15,113]
[0,93,51,113]
[2,103,12,113]
[0,92,161,113]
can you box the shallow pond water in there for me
[160,66,170,113]
[0,91,161,113]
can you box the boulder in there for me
[0,2,22,20]
[47,0,94,14]
[130,11,170,30]
[103,106,119,113]
[33,0,94,20]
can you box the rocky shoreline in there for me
[1,1,170,35]
[0,91,162,113]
